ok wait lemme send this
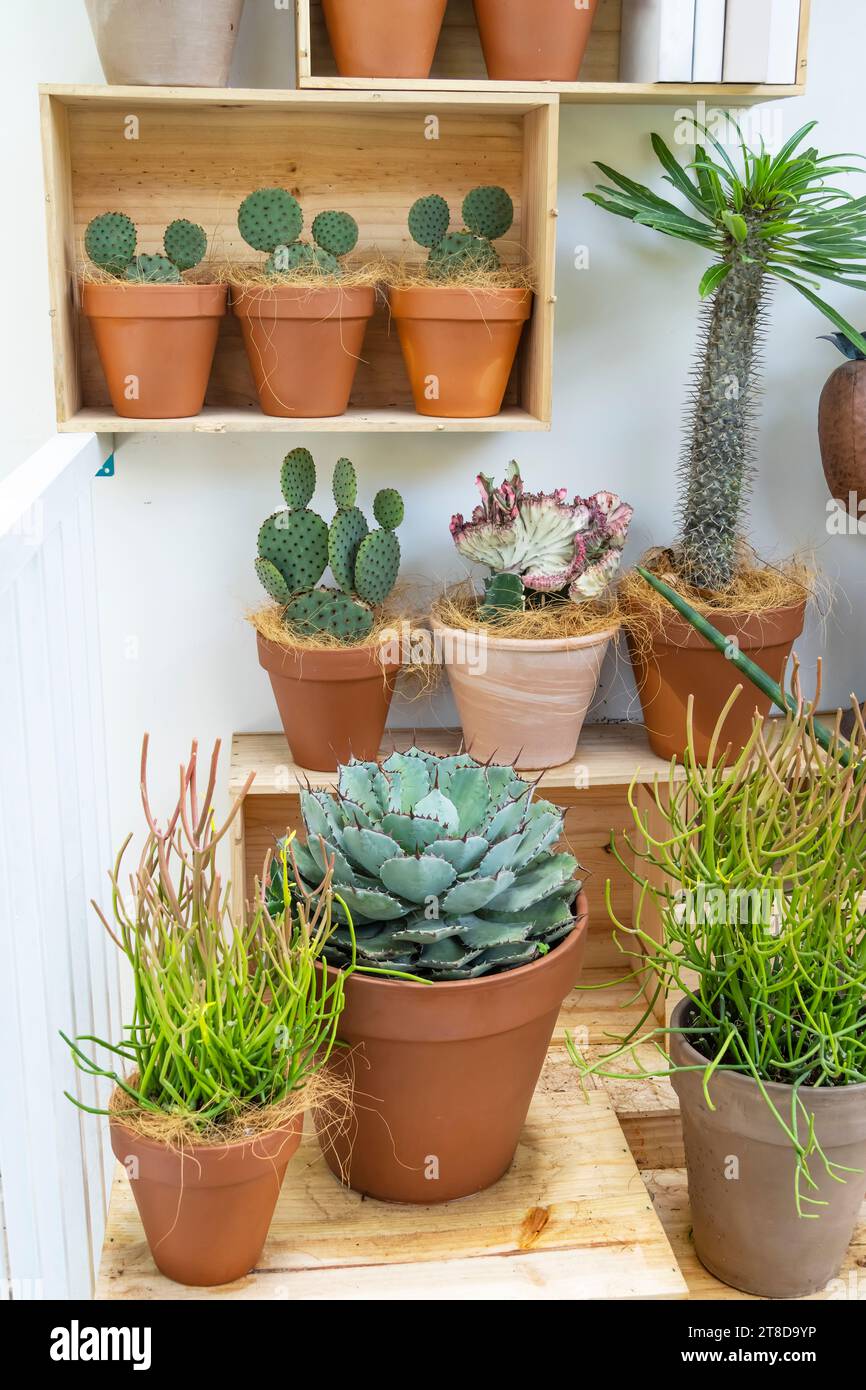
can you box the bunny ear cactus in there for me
[238,187,359,279]
[408,185,514,279]
[85,211,207,281]
[256,450,403,641]
[450,460,633,615]
[268,749,582,980]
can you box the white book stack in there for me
[619,0,697,83]
[692,0,726,83]
[723,0,801,83]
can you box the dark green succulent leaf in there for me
[391,915,468,944]
[483,799,528,843]
[488,853,579,913]
[307,835,357,887]
[442,766,492,834]
[476,833,524,877]
[340,826,405,876]
[379,854,457,904]
[440,870,515,915]
[419,938,483,969]
[334,886,409,923]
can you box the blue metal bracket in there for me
[96,451,115,478]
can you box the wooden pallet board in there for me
[96,1052,687,1300]
[644,1169,866,1301]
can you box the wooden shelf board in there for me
[644,1169,866,1301]
[96,1050,687,1301]
[58,407,548,436]
[40,82,558,114]
[229,722,685,796]
[297,76,803,104]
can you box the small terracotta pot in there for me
[322,0,447,78]
[670,999,866,1299]
[232,285,375,418]
[627,596,807,763]
[390,286,532,419]
[473,0,600,81]
[432,617,616,769]
[819,359,866,516]
[82,283,226,419]
[85,0,245,86]
[110,1114,302,1287]
[257,633,401,772]
[316,903,588,1203]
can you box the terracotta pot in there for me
[390,287,532,419]
[819,359,866,516]
[322,0,447,78]
[109,1114,302,1287]
[233,285,375,418]
[473,0,600,81]
[316,903,588,1203]
[670,999,866,1298]
[85,0,245,86]
[627,596,806,763]
[82,283,226,419]
[257,633,401,772]
[431,617,616,769]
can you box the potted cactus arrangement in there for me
[231,188,374,418]
[253,448,405,771]
[818,328,866,516]
[432,461,633,768]
[62,736,351,1288]
[473,0,600,81]
[81,212,226,419]
[269,748,589,1203]
[85,0,245,87]
[585,119,866,761]
[322,0,448,79]
[573,675,866,1298]
[390,186,532,418]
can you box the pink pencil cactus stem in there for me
[450,461,633,608]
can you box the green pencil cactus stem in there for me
[84,212,207,281]
[237,188,359,278]
[255,449,403,641]
[585,119,866,592]
[408,185,514,279]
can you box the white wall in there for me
[3,0,866,845]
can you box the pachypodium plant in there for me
[237,187,359,277]
[268,749,581,980]
[408,186,514,278]
[256,448,404,640]
[450,460,633,617]
[586,119,866,591]
[85,211,207,283]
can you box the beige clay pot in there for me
[431,618,617,770]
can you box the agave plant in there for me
[269,749,582,981]
[450,460,632,617]
[586,119,866,591]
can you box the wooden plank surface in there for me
[58,406,547,435]
[96,1052,687,1300]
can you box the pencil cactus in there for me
[408,186,514,279]
[85,212,207,280]
[238,188,359,278]
[256,449,403,641]
[450,460,633,614]
[269,749,582,979]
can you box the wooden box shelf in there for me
[40,85,558,435]
[297,0,810,103]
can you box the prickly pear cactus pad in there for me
[238,188,304,252]
[237,188,361,281]
[254,450,404,645]
[268,749,583,980]
[84,211,211,282]
[85,212,137,275]
[405,185,518,282]
[163,218,207,271]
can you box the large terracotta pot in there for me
[322,0,447,78]
[626,596,807,763]
[473,0,600,81]
[110,1114,302,1287]
[85,0,245,86]
[390,287,532,418]
[316,903,588,1203]
[232,285,375,418]
[670,999,866,1299]
[432,617,616,769]
[82,282,227,419]
[257,633,401,772]
[819,358,866,516]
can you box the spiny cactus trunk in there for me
[677,227,769,592]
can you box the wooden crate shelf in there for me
[40,85,558,434]
[297,0,810,102]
